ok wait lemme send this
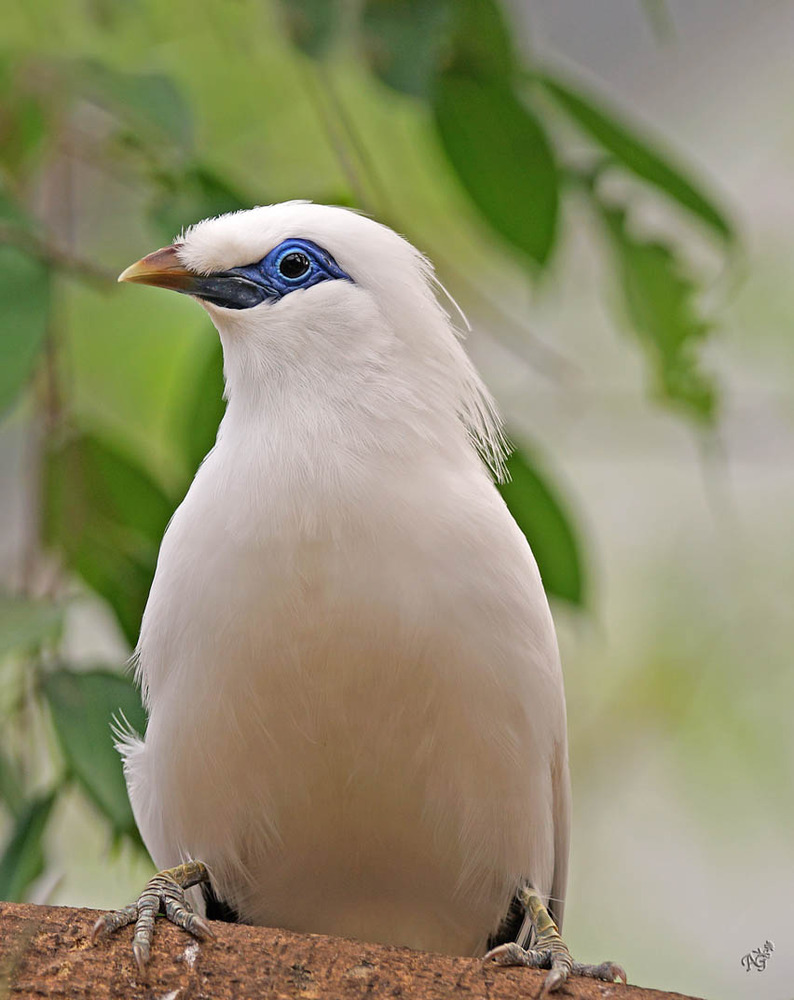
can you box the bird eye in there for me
[278,251,311,280]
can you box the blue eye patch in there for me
[187,238,354,310]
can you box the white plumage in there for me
[119,202,570,957]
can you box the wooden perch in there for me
[0,902,702,1000]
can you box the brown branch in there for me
[1,901,703,1000]
[0,224,115,287]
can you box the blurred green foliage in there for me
[0,247,50,417]
[0,0,733,900]
[42,669,147,840]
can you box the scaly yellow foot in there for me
[91,860,215,972]
[484,885,626,997]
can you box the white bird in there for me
[94,202,624,995]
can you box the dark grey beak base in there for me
[183,273,271,310]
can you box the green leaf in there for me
[360,0,513,98]
[44,434,175,645]
[499,447,585,606]
[43,669,145,839]
[0,596,64,661]
[0,181,38,232]
[76,60,193,155]
[150,165,250,245]
[445,0,515,82]
[0,60,49,180]
[361,0,453,98]
[0,246,51,418]
[0,749,25,818]
[540,73,734,243]
[433,75,558,266]
[278,0,343,58]
[597,201,716,421]
[0,792,56,901]
[181,337,226,476]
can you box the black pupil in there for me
[279,252,310,279]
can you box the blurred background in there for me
[1,2,792,998]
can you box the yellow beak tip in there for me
[117,261,146,284]
[117,245,190,290]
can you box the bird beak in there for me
[119,245,271,310]
[118,245,196,292]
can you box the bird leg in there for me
[91,860,215,972]
[484,885,626,997]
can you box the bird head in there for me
[120,201,505,477]
[120,202,361,312]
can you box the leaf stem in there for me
[300,64,375,213]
